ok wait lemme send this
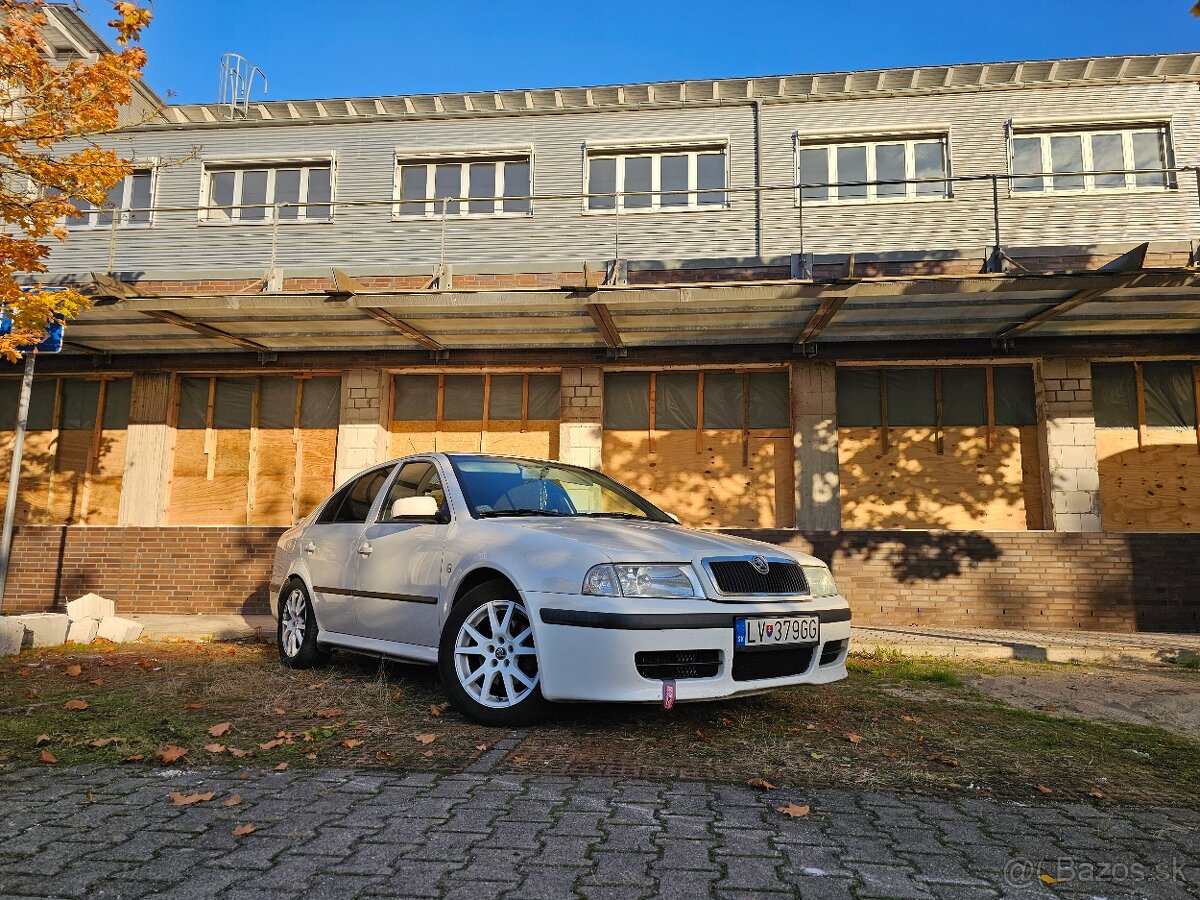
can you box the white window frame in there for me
[793,135,952,206]
[391,150,534,219]
[199,157,336,225]
[1007,124,1176,197]
[66,167,156,229]
[583,143,730,214]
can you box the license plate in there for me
[735,615,819,648]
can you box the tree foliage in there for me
[0,0,151,361]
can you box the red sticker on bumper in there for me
[662,679,676,710]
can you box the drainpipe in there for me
[752,98,764,258]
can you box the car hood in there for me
[500,517,823,566]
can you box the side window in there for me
[379,461,446,522]
[316,467,393,524]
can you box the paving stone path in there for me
[1,763,1197,899]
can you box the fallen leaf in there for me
[1089,789,1106,799]
[182,703,205,710]
[747,777,775,791]
[63,700,89,711]
[805,723,816,731]
[421,750,434,758]
[389,691,404,704]
[86,791,94,803]
[776,803,810,818]
[342,739,363,748]
[168,791,214,806]
[87,738,115,748]
[222,794,243,807]
[809,752,825,761]
[375,750,390,761]
[342,677,355,684]
[17,667,30,676]
[416,733,436,745]
[89,678,104,686]
[315,708,342,719]
[693,729,707,742]
[927,753,960,768]
[232,823,256,837]
[273,762,288,772]
[882,749,902,759]
[511,755,528,765]
[238,771,250,780]
[306,753,318,761]
[259,739,285,751]
[203,744,226,754]
[475,744,489,752]
[1035,784,1054,795]
[272,707,285,716]
[900,714,922,724]
[844,732,862,744]
[207,722,232,738]
[228,747,251,758]
[39,750,58,765]
[35,734,50,746]
[1039,873,1058,885]
[64,665,82,677]
[430,703,448,717]
[25,688,38,699]
[120,754,144,763]
[1036,705,1057,712]
[155,745,188,764]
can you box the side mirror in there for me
[391,496,440,519]
[667,512,681,524]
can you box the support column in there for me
[1040,357,1102,532]
[334,369,388,487]
[792,361,842,530]
[558,366,603,469]
[117,373,173,526]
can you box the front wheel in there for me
[277,579,330,669]
[438,582,550,726]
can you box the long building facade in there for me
[5,9,1200,630]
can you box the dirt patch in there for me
[972,665,1200,740]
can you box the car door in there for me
[301,464,395,636]
[349,459,449,649]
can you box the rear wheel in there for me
[439,582,550,726]
[277,579,330,669]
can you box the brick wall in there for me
[4,526,1197,633]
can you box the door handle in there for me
[304,541,316,554]
[358,542,373,557]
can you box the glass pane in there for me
[101,378,131,430]
[392,374,438,421]
[835,145,867,200]
[443,374,484,420]
[1090,133,1126,189]
[127,172,152,224]
[799,147,828,201]
[1049,135,1085,191]
[748,371,790,428]
[940,368,988,426]
[433,164,461,215]
[993,366,1036,426]
[258,377,297,429]
[502,160,531,213]
[588,157,616,210]
[1143,362,1196,427]
[913,140,947,197]
[26,379,54,431]
[703,372,743,429]
[660,154,688,207]
[178,378,210,430]
[239,170,267,220]
[1132,131,1168,187]
[1092,363,1137,428]
[697,152,726,205]
[1011,137,1044,192]
[488,374,524,419]
[306,167,332,220]
[94,179,123,226]
[468,162,496,214]
[655,372,697,430]
[527,374,560,419]
[623,156,652,209]
[274,169,302,220]
[213,377,255,429]
[59,379,99,430]
[400,166,427,216]
[336,467,392,523]
[874,144,906,198]
[66,196,92,228]
[603,372,649,429]
[884,370,936,426]
[835,369,881,427]
[209,171,235,220]
[300,377,341,429]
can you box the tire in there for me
[277,579,330,669]
[438,581,550,727]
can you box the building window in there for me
[201,161,333,223]
[1092,362,1198,428]
[602,370,789,430]
[1010,125,1174,194]
[392,373,560,422]
[395,156,532,217]
[66,170,154,228]
[586,146,728,212]
[797,136,949,203]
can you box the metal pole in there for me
[0,351,36,612]
[990,174,1002,272]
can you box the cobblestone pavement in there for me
[1,764,1197,900]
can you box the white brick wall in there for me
[1041,357,1103,532]
[792,362,841,529]
[559,366,603,468]
[334,369,388,486]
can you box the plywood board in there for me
[388,420,559,461]
[250,429,297,526]
[1098,427,1200,531]
[296,428,338,520]
[838,426,1033,530]
[601,429,794,528]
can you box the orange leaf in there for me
[89,679,105,686]
[1035,784,1054,795]
[86,738,115,748]
[39,750,58,765]
[421,750,434,758]
[222,794,243,807]
[512,755,528,765]
[63,700,89,711]
[34,734,51,746]
[306,753,318,761]
[64,665,82,677]
[203,744,226,754]
[273,762,288,772]
[259,739,285,751]
[1089,789,1105,799]
[207,722,232,738]
[228,747,251,758]
[315,708,342,719]
[416,733,436,745]
[342,739,363,748]
[475,744,489,752]
[844,732,862,744]
[389,691,404,704]
[120,753,144,763]
[182,703,205,710]
[776,803,810,818]
[430,703,448,717]
[747,777,775,791]
[272,707,285,716]
[155,745,188,764]
[927,753,959,768]
[232,823,256,837]
[168,791,214,806]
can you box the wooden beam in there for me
[90,272,143,299]
[360,307,445,352]
[996,287,1115,340]
[140,309,274,353]
[585,302,624,349]
[796,295,848,344]
[330,268,368,296]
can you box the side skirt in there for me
[317,631,438,665]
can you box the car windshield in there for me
[447,455,672,522]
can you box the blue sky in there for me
[80,0,1200,104]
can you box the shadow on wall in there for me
[805,530,1001,584]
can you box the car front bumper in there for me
[522,591,851,703]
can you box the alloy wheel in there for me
[453,599,539,708]
[281,588,307,658]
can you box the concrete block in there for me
[96,616,144,643]
[67,618,99,645]
[0,618,25,656]
[12,613,70,647]
[66,592,116,621]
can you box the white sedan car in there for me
[270,453,851,725]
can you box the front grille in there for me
[707,559,807,595]
[819,639,846,666]
[635,649,720,681]
[731,646,815,682]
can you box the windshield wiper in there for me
[477,509,568,518]
[575,512,651,520]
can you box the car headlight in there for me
[802,565,839,597]
[582,563,699,599]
